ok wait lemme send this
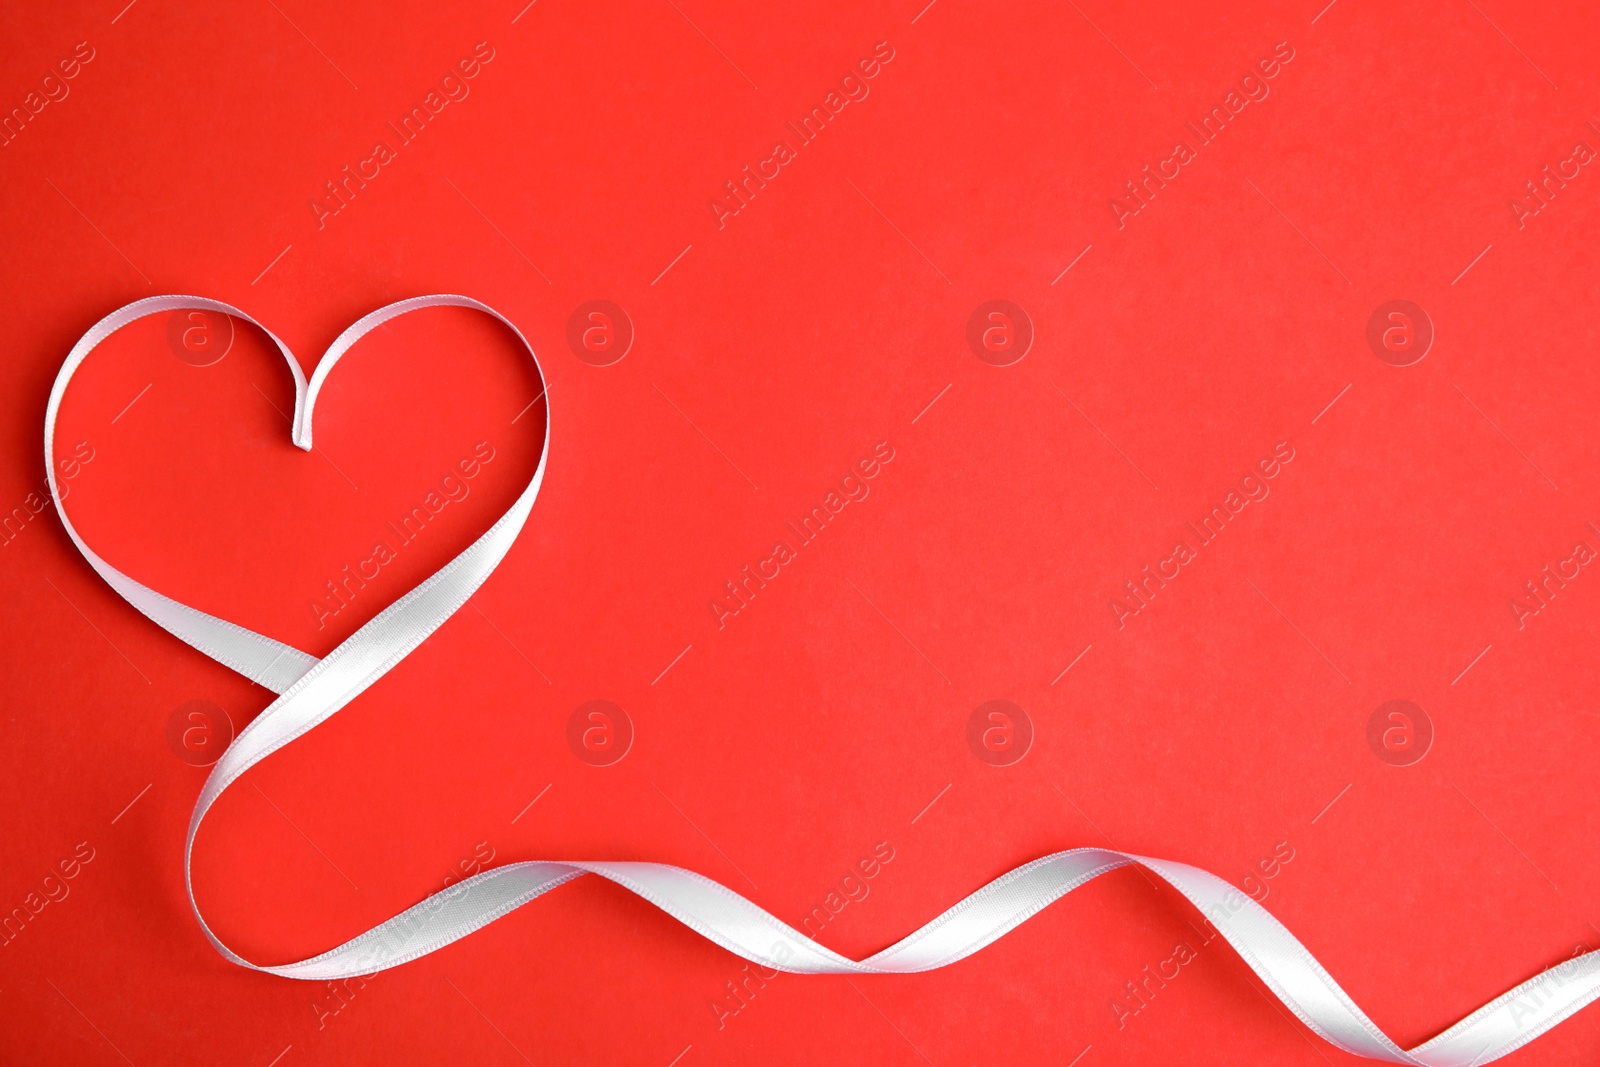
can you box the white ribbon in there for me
[45,294,1600,1064]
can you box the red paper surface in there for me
[3,1,1600,1064]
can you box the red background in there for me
[3,1,1600,1064]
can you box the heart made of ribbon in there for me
[44,294,1600,1065]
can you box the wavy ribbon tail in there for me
[238,847,1600,1067]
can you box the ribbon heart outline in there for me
[44,294,1600,1065]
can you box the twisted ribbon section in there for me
[46,295,1600,1064]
